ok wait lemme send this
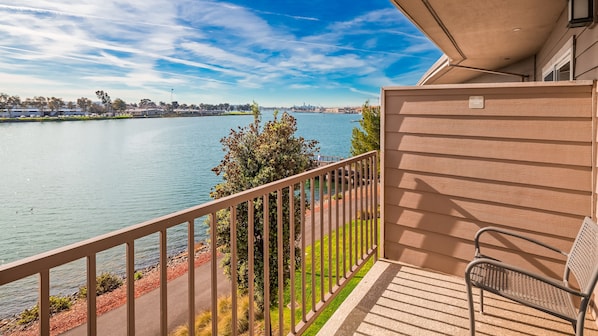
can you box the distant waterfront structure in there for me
[1,100,366,119]
[290,103,361,114]
[0,107,85,118]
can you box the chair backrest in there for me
[565,216,598,295]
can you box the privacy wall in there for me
[382,81,596,278]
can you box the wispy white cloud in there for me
[0,0,441,106]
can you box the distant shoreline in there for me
[0,112,253,123]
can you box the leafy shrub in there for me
[78,272,123,298]
[134,271,143,280]
[18,295,72,325]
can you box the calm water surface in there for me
[0,111,357,317]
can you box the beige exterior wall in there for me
[382,81,595,279]
[536,8,598,81]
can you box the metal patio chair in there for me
[465,216,598,336]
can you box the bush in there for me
[169,295,255,336]
[331,193,343,200]
[18,295,72,325]
[134,271,143,280]
[79,272,123,298]
[210,106,318,313]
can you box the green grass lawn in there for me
[270,218,377,335]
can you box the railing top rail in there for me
[0,151,377,285]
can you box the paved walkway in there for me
[62,258,230,336]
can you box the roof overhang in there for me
[391,0,567,84]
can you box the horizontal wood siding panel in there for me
[386,152,591,191]
[385,241,470,277]
[572,26,598,78]
[385,190,583,238]
[578,68,598,81]
[576,42,598,78]
[386,134,591,166]
[386,93,591,117]
[382,83,594,278]
[386,170,590,216]
[384,207,576,251]
[384,240,566,279]
[385,223,569,268]
[387,115,591,142]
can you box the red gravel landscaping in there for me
[3,249,212,336]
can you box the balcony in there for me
[2,81,598,336]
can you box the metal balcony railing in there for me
[0,151,378,336]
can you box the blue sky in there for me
[0,1,441,107]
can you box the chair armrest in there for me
[474,227,568,258]
[465,257,585,298]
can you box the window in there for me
[542,37,573,81]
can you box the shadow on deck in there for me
[318,260,598,336]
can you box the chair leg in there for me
[479,288,484,314]
[466,282,476,336]
[575,317,584,336]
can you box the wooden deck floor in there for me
[318,260,598,336]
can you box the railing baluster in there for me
[360,160,365,260]
[358,161,362,261]
[348,165,353,271]
[300,181,307,323]
[327,171,332,294]
[248,200,255,336]
[310,177,315,312]
[290,185,296,334]
[365,159,369,254]
[264,195,271,336]
[210,212,218,336]
[368,158,372,253]
[39,270,50,336]
[319,174,324,301]
[374,154,378,261]
[335,168,340,287]
[370,156,378,255]
[126,241,135,336]
[87,255,97,335]
[277,189,284,336]
[341,165,346,278]
[230,207,238,336]
[368,158,376,251]
[188,220,196,336]
[354,161,359,268]
[160,229,168,336]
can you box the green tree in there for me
[0,93,9,117]
[7,95,21,117]
[77,97,92,112]
[33,96,47,116]
[95,90,112,113]
[210,103,318,314]
[112,98,127,112]
[139,98,155,108]
[350,101,380,156]
[48,97,64,115]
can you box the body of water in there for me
[0,111,358,317]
